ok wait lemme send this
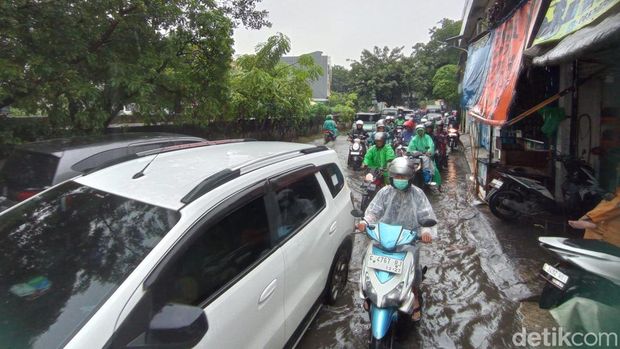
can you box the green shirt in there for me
[364,145,395,170]
[407,134,435,154]
[395,118,406,126]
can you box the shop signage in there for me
[533,0,620,46]
[461,33,494,108]
[470,0,542,126]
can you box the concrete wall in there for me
[282,51,331,100]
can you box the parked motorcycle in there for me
[348,136,368,170]
[360,168,385,212]
[351,209,437,348]
[538,237,620,309]
[324,130,336,144]
[486,154,610,221]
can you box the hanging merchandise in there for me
[469,0,543,126]
[540,106,567,137]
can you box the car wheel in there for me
[325,246,351,305]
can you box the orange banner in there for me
[470,0,542,126]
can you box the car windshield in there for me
[0,151,59,189]
[0,181,180,349]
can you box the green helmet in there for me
[326,114,333,120]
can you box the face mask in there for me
[393,179,410,190]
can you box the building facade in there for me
[282,51,331,101]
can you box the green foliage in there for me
[0,0,269,130]
[230,34,322,123]
[331,65,354,93]
[327,92,357,124]
[432,65,459,108]
[331,19,462,110]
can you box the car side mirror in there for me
[127,304,208,349]
[419,219,437,228]
[351,209,364,218]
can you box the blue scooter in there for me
[351,209,436,348]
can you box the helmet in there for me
[326,114,333,120]
[355,120,364,126]
[415,124,425,131]
[376,119,385,127]
[389,157,414,178]
[374,132,387,142]
[420,118,428,123]
[425,121,433,128]
[404,120,414,129]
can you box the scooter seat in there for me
[564,239,620,258]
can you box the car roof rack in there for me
[180,145,329,205]
[82,139,256,175]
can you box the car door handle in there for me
[258,279,278,305]
[329,221,337,235]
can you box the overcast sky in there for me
[233,0,466,67]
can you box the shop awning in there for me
[531,11,620,65]
[468,0,543,126]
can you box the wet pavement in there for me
[298,136,560,349]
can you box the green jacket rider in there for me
[323,115,338,137]
[407,125,442,186]
[363,132,396,184]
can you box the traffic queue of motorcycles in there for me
[347,112,460,212]
[335,110,619,347]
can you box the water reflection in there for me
[0,181,179,349]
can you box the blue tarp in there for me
[461,32,494,109]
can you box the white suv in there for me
[0,140,354,349]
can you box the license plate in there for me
[350,152,360,155]
[368,254,404,274]
[542,263,569,287]
[490,179,504,189]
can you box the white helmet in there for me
[376,119,385,128]
[420,118,428,123]
[355,120,364,126]
[389,157,414,178]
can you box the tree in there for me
[331,65,353,93]
[432,64,459,108]
[349,46,408,108]
[328,92,357,124]
[230,33,322,121]
[0,0,270,130]
[405,19,462,101]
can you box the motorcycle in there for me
[323,130,336,144]
[406,151,435,189]
[391,126,404,150]
[434,132,448,170]
[447,127,460,152]
[360,168,385,212]
[348,136,368,170]
[486,154,610,221]
[351,209,437,348]
[538,236,620,310]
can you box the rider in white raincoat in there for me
[358,157,437,321]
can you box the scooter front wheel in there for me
[369,329,395,349]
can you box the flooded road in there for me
[298,136,555,348]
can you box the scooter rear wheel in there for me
[489,190,522,221]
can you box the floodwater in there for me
[298,136,555,349]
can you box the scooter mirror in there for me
[419,219,437,227]
[351,209,364,218]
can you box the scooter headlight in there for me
[383,282,405,307]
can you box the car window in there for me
[165,195,271,306]
[320,164,344,198]
[0,181,179,349]
[274,173,325,242]
[0,150,59,189]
